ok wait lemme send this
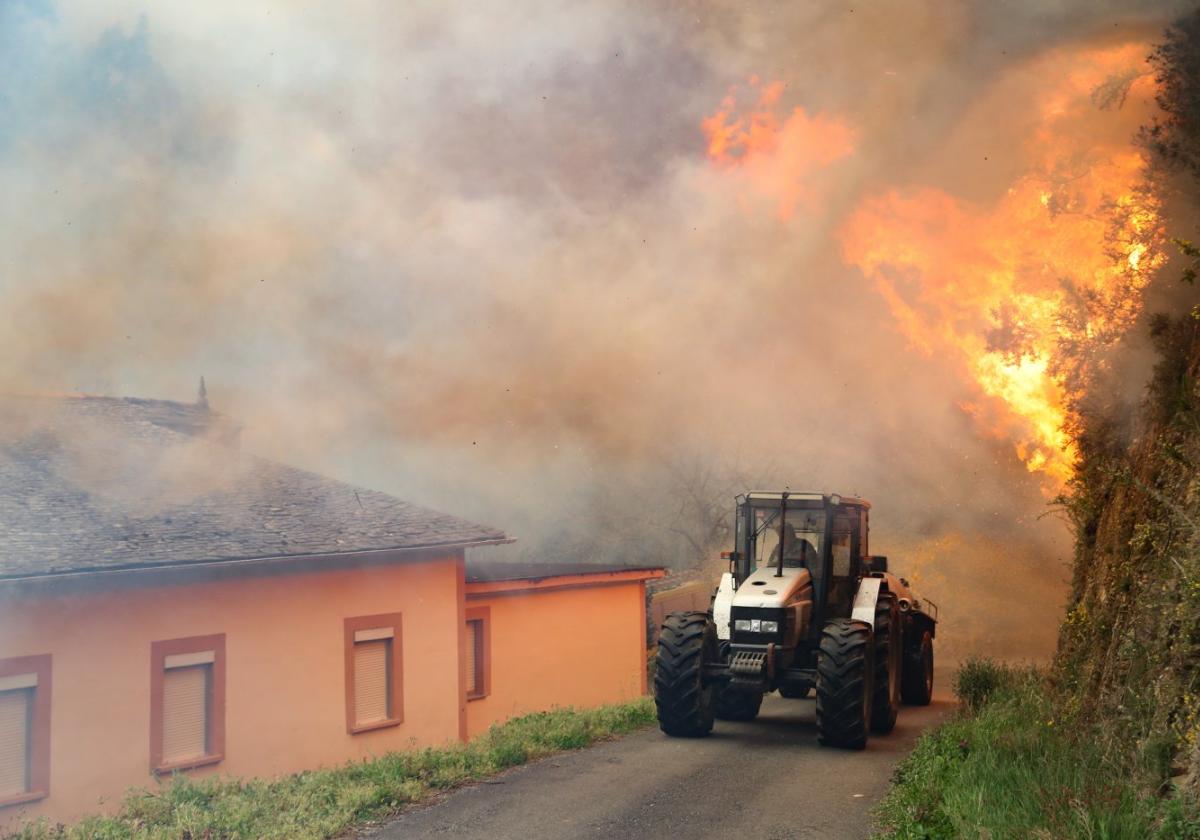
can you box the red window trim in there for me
[465,606,491,701]
[149,634,226,774]
[0,654,51,808]
[344,613,404,734]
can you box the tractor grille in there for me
[730,650,767,677]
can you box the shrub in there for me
[953,657,1012,712]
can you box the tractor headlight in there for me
[759,620,779,633]
[734,619,779,634]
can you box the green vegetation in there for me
[7,699,655,840]
[875,661,1200,839]
[951,656,1014,714]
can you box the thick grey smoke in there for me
[2,0,1193,661]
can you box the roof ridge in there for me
[0,395,509,580]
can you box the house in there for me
[0,395,663,826]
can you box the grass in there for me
[8,698,656,840]
[874,660,1200,839]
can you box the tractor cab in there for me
[730,492,871,633]
[653,489,937,750]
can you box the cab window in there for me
[831,515,853,577]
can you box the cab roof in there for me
[741,491,870,509]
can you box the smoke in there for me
[3,0,1195,661]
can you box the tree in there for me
[1141,10,1200,194]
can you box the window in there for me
[465,606,491,701]
[0,655,50,807]
[150,635,225,773]
[831,515,854,577]
[0,689,28,799]
[344,614,403,733]
[749,507,826,573]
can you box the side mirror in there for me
[722,550,741,575]
[866,555,888,573]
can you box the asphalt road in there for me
[370,691,952,840]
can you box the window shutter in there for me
[0,688,30,798]
[162,665,210,763]
[354,639,390,724]
[466,621,480,695]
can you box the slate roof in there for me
[0,396,509,580]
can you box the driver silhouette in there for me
[770,523,818,568]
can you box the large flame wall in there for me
[706,42,1166,492]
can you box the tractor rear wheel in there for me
[901,628,934,706]
[779,685,810,699]
[871,593,902,734]
[654,611,718,737]
[816,618,874,749]
[714,685,763,721]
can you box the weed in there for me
[953,657,1015,713]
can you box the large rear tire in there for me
[871,593,902,734]
[816,618,874,750]
[714,686,763,721]
[901,627,934,706]
[654,612,718,737]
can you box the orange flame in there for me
[840,44,1163,487]
[702,76,855,220]
[704,45,1165,489]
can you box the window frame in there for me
[0,654,51,808]
[150,634,226,774]
[465,606,491,701]
[344,614,404,734]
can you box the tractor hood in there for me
[731,565,812,610]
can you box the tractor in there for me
[653,492,938,749]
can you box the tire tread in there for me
[816,618,873,749]
[654,612,716,736]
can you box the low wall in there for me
[648,580,712,642]
[464,578,648,739]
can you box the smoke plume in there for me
[4,0,1196,661]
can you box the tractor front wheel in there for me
[654,611,718,737]
[871,592,902,734]
[816,618,874,749]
